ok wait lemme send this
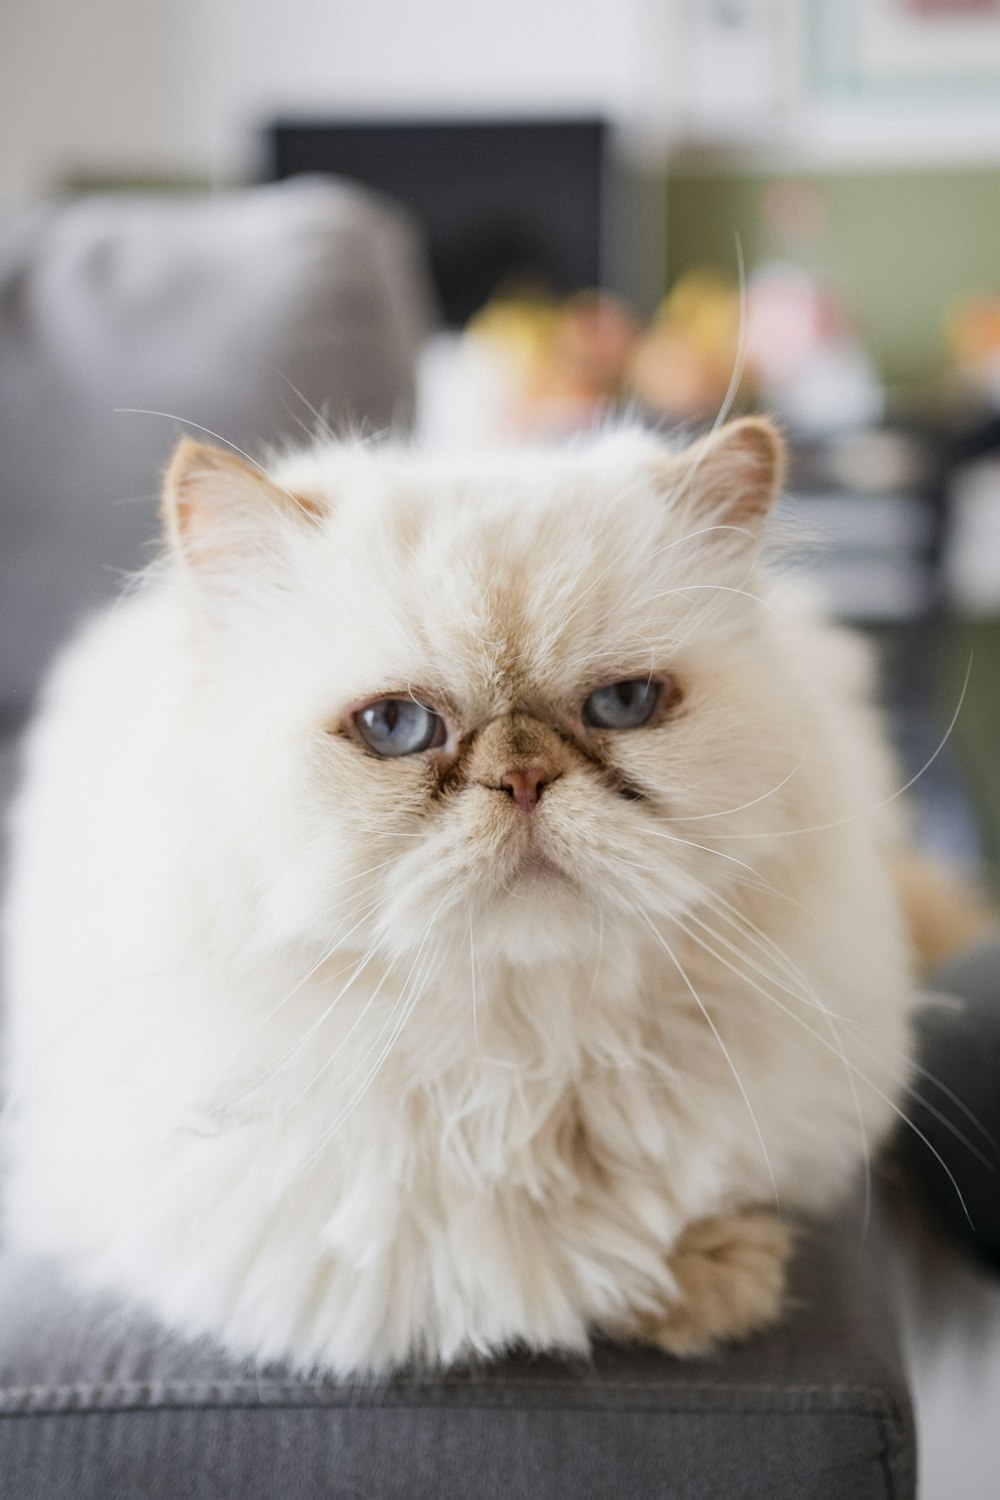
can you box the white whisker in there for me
[468,911,480,1052]
[271,954,397,1118]
[664,760,803,823]
[213,905,386,1114]
[113,407,309,514]
[645,582,773,612]
[294,908,445,1170]
[640,826,769,882]
[710,655,973,840]
[665,243,749,511]
[639,910,780,1211]
[672,907,977,1226]
[275,370,336,442]
[220,862,398,1060]
[688,892,873,1230]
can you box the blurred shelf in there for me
[780,490,937,623]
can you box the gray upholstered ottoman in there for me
[0,1207,914,1500]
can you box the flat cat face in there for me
[163,422,803,966]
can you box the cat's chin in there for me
[478,861,595,965]
[508,849,570,885]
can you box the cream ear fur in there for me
[660,417,785,531]
[163,437,321,567]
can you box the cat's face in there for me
[165,422,801,967]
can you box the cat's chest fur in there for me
[163,948,732,1365]
[127,925,874,1368]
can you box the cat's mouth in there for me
[501,830,578,889]
[494,800,582,890]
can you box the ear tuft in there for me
[162,438,322,569]
[669,417,785,532]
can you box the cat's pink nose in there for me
[498,765,555,813]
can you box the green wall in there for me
[664,163,1000,881]
[665,164,1000,390]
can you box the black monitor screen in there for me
[266,118,608,327]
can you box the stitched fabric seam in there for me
[0,1378,895,1402]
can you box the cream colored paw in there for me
[643,1209,791,1357]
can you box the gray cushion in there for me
[0,1205,914,1499]
[0,179,434,720]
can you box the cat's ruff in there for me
[2,420,916,1374]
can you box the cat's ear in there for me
[162,438,321,568]
[665,417,785,534]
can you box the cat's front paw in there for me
[644,1209,791,1357]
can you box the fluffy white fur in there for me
[2,421,917,1374]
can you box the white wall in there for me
[7,2,1000,200]
[0,0,668,195]
[1,0,177,195]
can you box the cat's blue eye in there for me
[582,678,661,730]
[354,698,446,757]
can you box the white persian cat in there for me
[2,418,919,1375]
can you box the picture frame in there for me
[808,0,1000,102]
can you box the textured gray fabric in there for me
[0,1409,902,1500]
[0,1211,914,1499]
[0,179,434,717]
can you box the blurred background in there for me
[2,0,1000,894]
[3,5,1000,1494]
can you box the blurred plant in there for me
[746,262,883,435]
[467,289,640,436]
[628,270,745,422]
[946,293,1000,408]
[458,258,885,441]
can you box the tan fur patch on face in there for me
[462,714,574,793]
[289,489,327,520]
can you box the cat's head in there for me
[162,421,806,969]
